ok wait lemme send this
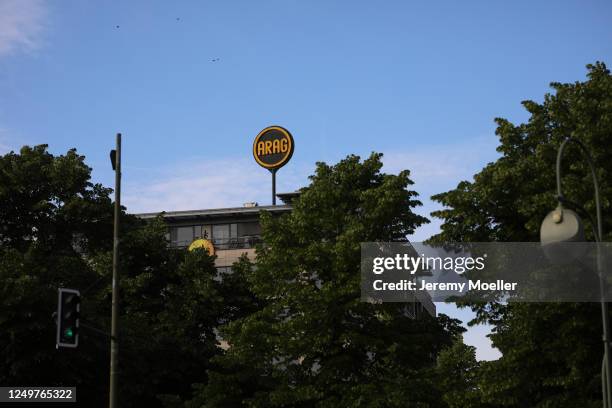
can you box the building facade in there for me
[136,193,435,318]
[137,202,291,273]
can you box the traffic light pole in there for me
[109,133,121,408]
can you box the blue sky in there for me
[1,0,611,360]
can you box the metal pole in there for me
[601,252,611,408]
[605,359,609,408]
[272,169,276,205]
[595,191,611,408]
[109,133,121,408]
[557,136,611,407]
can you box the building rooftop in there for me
[135,204,292,221]
[276,191,301,205]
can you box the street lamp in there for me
[540,135,610,407]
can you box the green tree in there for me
[435,340,492,408]
[198,153,464,407]
[0,145,248,407]
[429,62,612,407]
[0,146,116,405]
[90,219,227,407]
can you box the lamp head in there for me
[540,205,585,244]
[540,205,586,262]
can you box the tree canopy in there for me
[196,153,464,407]
[429,62,612,407]
[0,145,246,407]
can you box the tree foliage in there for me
[435,341,493,408]
[0,145,243,407]
[0,146,116,405]
[429,62,612,407]
[197,153,464,407]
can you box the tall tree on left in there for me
[0,145,245,407]
[0,145,118,406]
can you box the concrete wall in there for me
[214,248,256,267]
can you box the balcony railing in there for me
[170,235,262,250]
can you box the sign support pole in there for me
[271,169,277,205]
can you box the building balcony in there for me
[169,235,263,251]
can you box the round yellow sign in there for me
[253,126,294,170]
[188,238,215,255]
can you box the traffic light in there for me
[56,288,80,348]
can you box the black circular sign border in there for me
[252,125,294,170]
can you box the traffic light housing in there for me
[56,288,80,348]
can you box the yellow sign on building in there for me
[188,238,215,256]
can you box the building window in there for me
[237,222,261,237]
[176,226,195,246]
[169,222,262,249]
[212,223,238,249]
[212,224,230,241]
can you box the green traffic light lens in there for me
[64,328,74,338]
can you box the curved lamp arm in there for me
[556,136,603,242]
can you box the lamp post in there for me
[540,135,610,407]
[109,133,121,408]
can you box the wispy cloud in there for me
[381,137,501,241]
[0,128,14,154]
[123,157,310,214]
[382,137,499,193]
[0,0,46,57]
[123,136,501,226]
